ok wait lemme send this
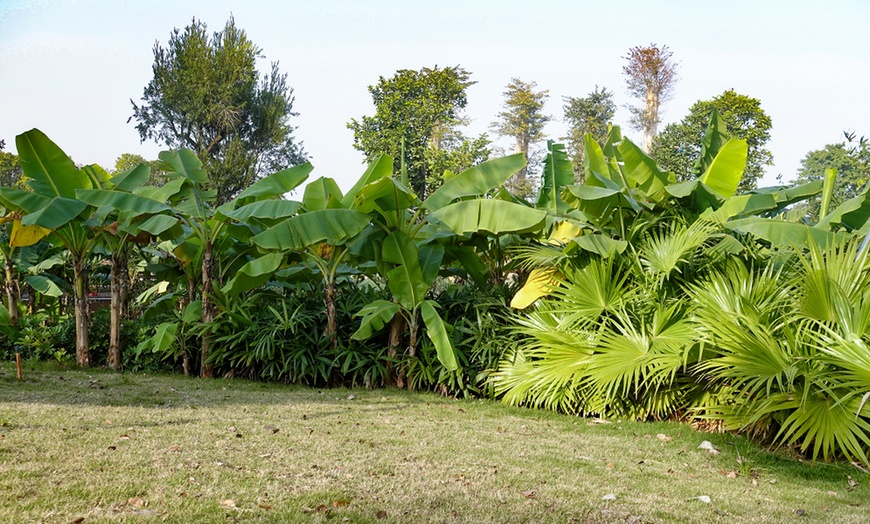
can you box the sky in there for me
[1,0,869,191]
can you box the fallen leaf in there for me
[220,499,236,508]
[67,519,85,524]
[827,491,838,496]
[698,441,719,455]
[257,503,273,510]
[107,445,116,451]
[133,509,157,517]
[127,497,145,508]
[752,479,758,486]
[795,509,807,516]
[347,394,355,400]
[119,435,130,440]
[726,471,737,478]
[697,495,711,504]
[264,425,279,434]
[167,445,181,452]
[376,510,387,519]
[602,493,617,501]
[656,433,672,442]
[333,500,349,508]
[606,463,615,469]
[315,504,330,514]
[520,490,536,499]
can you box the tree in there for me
[622,44,678,152]
[348,66,485,198]
[0,151,24,189]
[792,140,867,221]
[130,16,306,203]
[562,86,616,178]
[490,78,550,198]
[651,89,773,191]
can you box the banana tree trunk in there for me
[72,258,90,367]
[119,249,130,319]
[4,256,18,325]
[200,240,214,378]
[388,314,404,387]
[108,252,123,371]
[324,281,338,349]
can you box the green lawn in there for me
[0,363,865,523]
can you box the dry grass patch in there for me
[0,363,866,523]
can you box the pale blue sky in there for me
[1,0,868,190]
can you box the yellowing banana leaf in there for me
[424,153,526,210]
[547,220,583,244]
[10,219,50,247]
[511,267,562,309]
[421,300,458,371]
[430,199,547,236]
[16,129,92,198]
[221,252,285,295]
[252,209,371,252]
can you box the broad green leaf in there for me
[80,164,113,190]
[693,109,729,177]
[351,299,401,340]
[418,243,445,286]
[511,267,562,309]
[0,303,10,326]
[699,138,748,199]
[75,189,171,215]
[711,193,778,221]
[584,133,611,185]
[182,301,202,324]
[16,129,91,198]
[561,185,642,219]
[235,163,312,204]
[222,200,301,224]
[221,252,284,295]
[158,149,208,184]
[131,214,180,237]
[618,138,673,202]
[536,142,574,213]
[817,193,870,231]
[9,219,50,247]
[423,153,526,210]
[572,234,628,257]
[151,322,179,353]
[24,274,63,297]
[352,177,420,214]
[726,218,848,248]
[111,164,151,192]
[421,300,458,371]
[430,200,547,236]
[252,209,371,251]
[17,196,89,229]
[447,246,489,288]
[382,231,428,310]
[341,155,393,207]
[302,176,344,211]
[820,168,837,220]
[138,177,188,203]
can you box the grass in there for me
[0,362,866,523]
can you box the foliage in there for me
[348,66,484,198]
[0,151,24,189]
[129,16,306,203]
[112,153,166,187]
[792,139,867,221]
[490,78,551,199]
[622,43,678,151]
[652,89,773,191]
[562,86,615,178]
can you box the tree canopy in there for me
[562,86,615,179]
[348,66,487,198]
[792,139,867,221]
[623,44,678,152]
[490,78,550,199]
[651,89,773,191]
[129,16,306,203]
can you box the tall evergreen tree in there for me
[562,86,616,178]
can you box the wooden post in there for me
[15,352,22,380]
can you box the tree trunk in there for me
[4,256,18,325]
[388,314,404,387]
[642,90,660,153]
[200,241,214,378]
[119,249,130,319]
[108,252,123,371]
[180,274,195,377]
[73,258,90,367]
[323,281,338,349]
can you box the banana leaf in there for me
[111,164,151,192]
[16,128,91,198]
[234,163,312,205]
[303,176,344,211]
[341,155,393,208]
[536,142,574,214]
[424,154,526,210]
[382,230,428,310]
[221,252,285,295]
[351,299,401,340]
[699,138,748,199]
[420,300,458,372]
[430,199,547,236]
[252,209,371,252]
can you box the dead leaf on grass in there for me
[698,440,719,455]
[333,500,349,508]
[264,425,279,434]
[602,493,617,501]
[220,499,236,508]
[167,445,181,452]
[257,503,273,510]
[656,433,672,442]
[376,510,387,519]
[118,435,130,440]
[696,495,711,504]
[67,518,85,524]
[795,509,807,516]
[520,490,536,499]
[127,497,145,508]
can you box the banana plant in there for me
[0,129,110,366]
